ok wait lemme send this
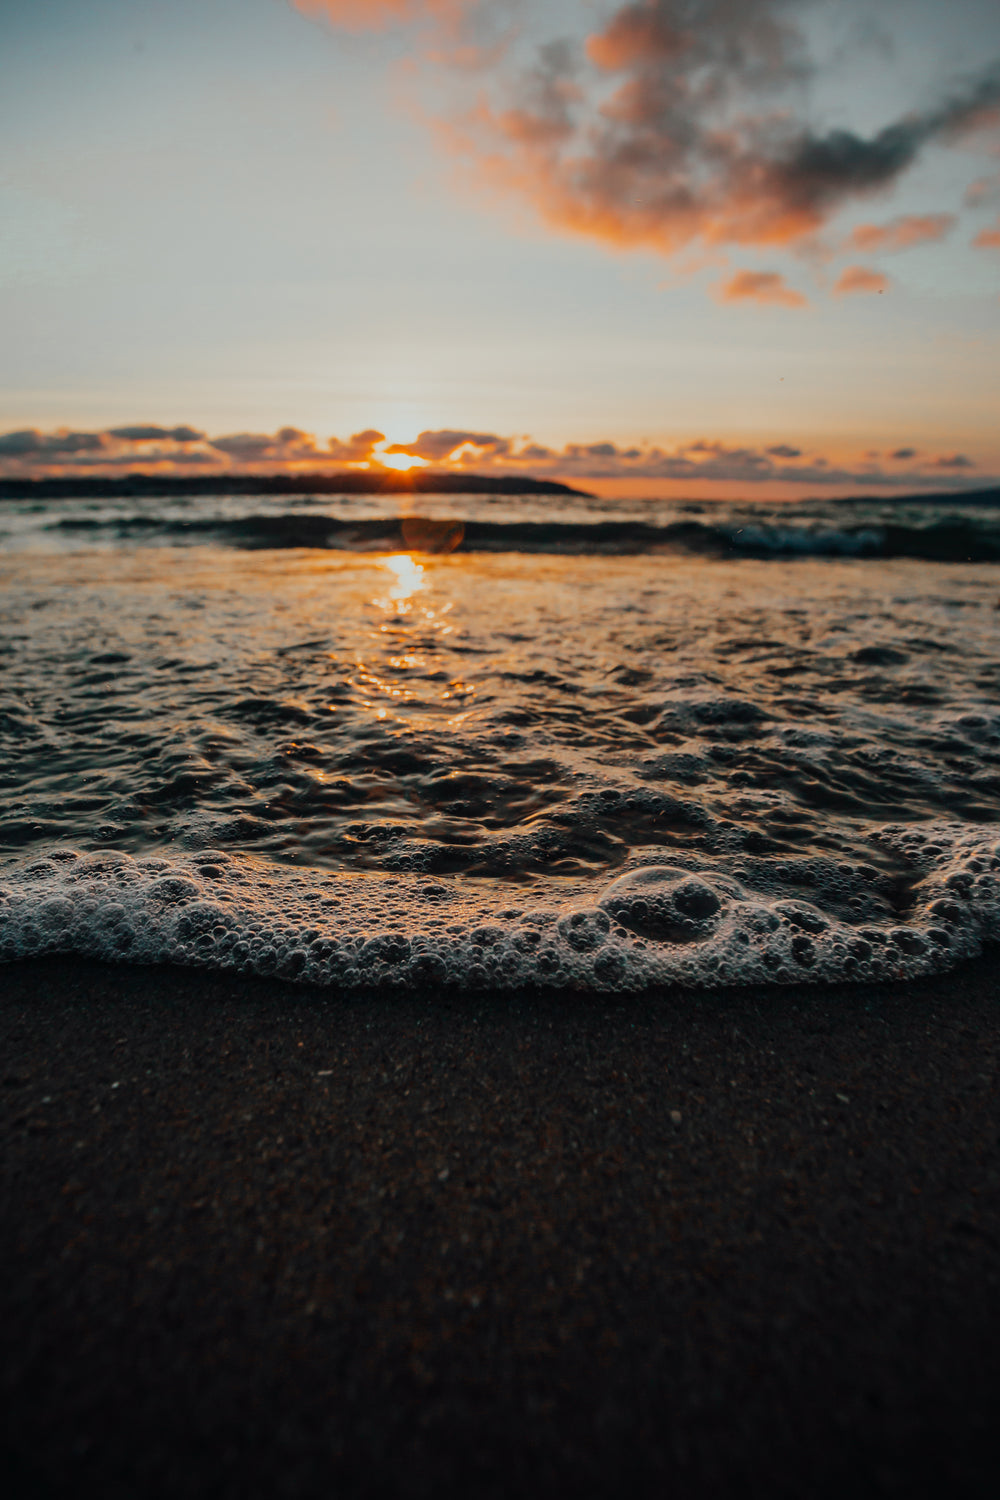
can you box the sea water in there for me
[3,487,1000,992]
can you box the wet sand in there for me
[2,956,999,1498]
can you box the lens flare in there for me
[401,517,465,554]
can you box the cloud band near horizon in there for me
[0,424,987,491]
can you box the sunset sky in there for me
[2,0,999,497]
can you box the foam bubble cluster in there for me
[2,822,1000,993]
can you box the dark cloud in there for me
[766,444,802,458]
[761,67,1000,222]
[109,424,205,443]
[328,429,385,462]
[0,428,106,456]
[209,433,281,461]
[933,453,976,469]
[386,429,511,461]
[565,441,625,459]
[891,447,917,460]
[210,428,325,462]
[0,425,332,471]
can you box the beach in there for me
[3,954,999,1498]
[4,495,1000,1496]
[7,0,1000,1490]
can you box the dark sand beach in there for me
[2,956,999,1499]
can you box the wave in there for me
[42,510,1000,561]
[2,824,999,993]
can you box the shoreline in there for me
[2,955,1000,1497]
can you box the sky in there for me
[1,0,999,498]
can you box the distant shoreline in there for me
[1,474,998,507]
[0,471,593,500]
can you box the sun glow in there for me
[379,452,429,471]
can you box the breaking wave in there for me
[30,511,1000,561]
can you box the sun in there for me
[379,452,428,472]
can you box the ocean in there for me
[3,484,1000,992]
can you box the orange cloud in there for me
[329,428,386,462]
[294,0,1000,292]
[973,216,1000,247]
[585,4,690,71]
[834,265,889,295]
[847,213,955,252]
[291,0,439,32]
[437,2,1000,272]
[716,271,807,307]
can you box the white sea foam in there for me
[2,823,998,993]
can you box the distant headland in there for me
[1,474,998,507]
[0,471,593,500]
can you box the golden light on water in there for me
[379,552,425,603]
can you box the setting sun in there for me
[378,452,428,472]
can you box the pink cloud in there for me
[847,213,955,253]
[291,0,441,33]
[973,216,1000,247]
[716,270,807,307]
[834,265,889,295]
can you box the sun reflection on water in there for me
[357,551,472,729]
[377,552,425,607]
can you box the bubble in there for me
[557,908,610,952]
[790,935,816,966]
[1,821,999,992]
[174,903,232,940]
[593,949,627,983]
[889,928,925,955]
[599,867,727,943]
[774,902,829,934]
[360,934,410,966]
[148,877,200,905]
[39,897,75,930]
[470,926,505,947]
